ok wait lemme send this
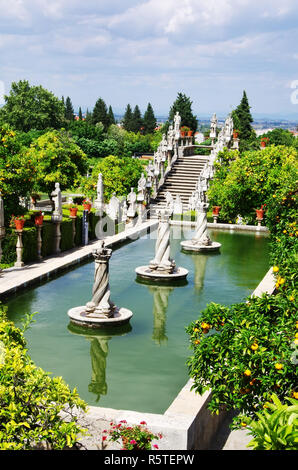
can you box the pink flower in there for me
[120,420,127,424]
[140,421,147,425]
[153,444,159,449]
[130,440,137,445]
[102,436,107,441]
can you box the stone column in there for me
[14,230,24,268]
[36,225,43,260]
[192,203,211,246]
[70,215,77,247]
[52,219,62,254]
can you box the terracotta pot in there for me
[261,141,266,148]
[14,219,25,230]
[256,209,264,220]
[212,206,221,216]
[180,131,186,137]
[69,207,78,217]
[187,131,193,136]
[233,131,239,139]
[34,215,44,226]
[83,203,91,212]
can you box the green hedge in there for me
[1,207,117,267]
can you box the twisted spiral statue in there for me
[86,242,115,317]
[150,209,176,273]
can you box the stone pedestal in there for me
[14,230,24,268]
[70,216,77,247]
[68,241,133,328]
[36,225,43,260]
[181,203,221,253]
[135,209,188,283]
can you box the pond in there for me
[6,227,269,414]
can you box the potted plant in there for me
[82,199,92,212]
[69,205,78,217]
[34,211,44,226]
[233,129,239,139]
[103,420,162,451]
[10,215,26,231]
[255,204,266,220]
[261,137,269,148]
[212,206,221,216]
[180,126,190,137]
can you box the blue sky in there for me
[0,0,297,118]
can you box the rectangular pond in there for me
[6,227,269,414]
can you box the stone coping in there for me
[171,219,269,232]
[0,217,275,449]
[76,264,276,451]
[0,220,158,299]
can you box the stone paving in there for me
[0,219,158,299]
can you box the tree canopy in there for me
[143,103,157,134]
[0,80,65,132]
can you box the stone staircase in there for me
[150,155,208,217]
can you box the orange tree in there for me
[25,129,88,198]
[186,148,298,425]
[207,145,297,224]
[0,124,36,222]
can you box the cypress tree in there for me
[65,96,74,121]
[108,105,116,126]
[233,91,254,141]
[143,103,156,134]
[122,104,134,131]
[168,92,198,133]
[92,97,109,130]
[78,107,83,120]
[131,105,143,133]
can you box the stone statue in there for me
[107,193,120,221]
[165,191,174,213]
[149,209,176,274]
[167,125,175,151]
[51,182,62,219]
[137,173,147,202]
[127,188,137,218]
[174,112,181,138]
[173,194,183,214]
[85,241,115,317]
[192,203,211,246]
[210,113,217,139]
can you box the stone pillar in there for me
[36,225,43,260]
[52,218,62,254]
[149,209,176,274]
[70,215,77,247]
[14,230,24,268]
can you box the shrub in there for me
[0,307,87,450]
[243,394,298,450]
[103,420,162,450]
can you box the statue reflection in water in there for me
[191,254,208,293]
[68,323,132,403]
[147,285,174,345]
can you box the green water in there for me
[6,228,269,414]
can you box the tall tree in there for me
[122,104,134,132]
[232,91,254,141]
[0,80,65,132]
[131,105,143,133]
[107,105,116,126]
[168,92,198,133]
[92,97,109,130]
[65,96,75,121]
[78,107,83,121]
[143,103,157,134]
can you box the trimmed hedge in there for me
[0,206,120,267]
